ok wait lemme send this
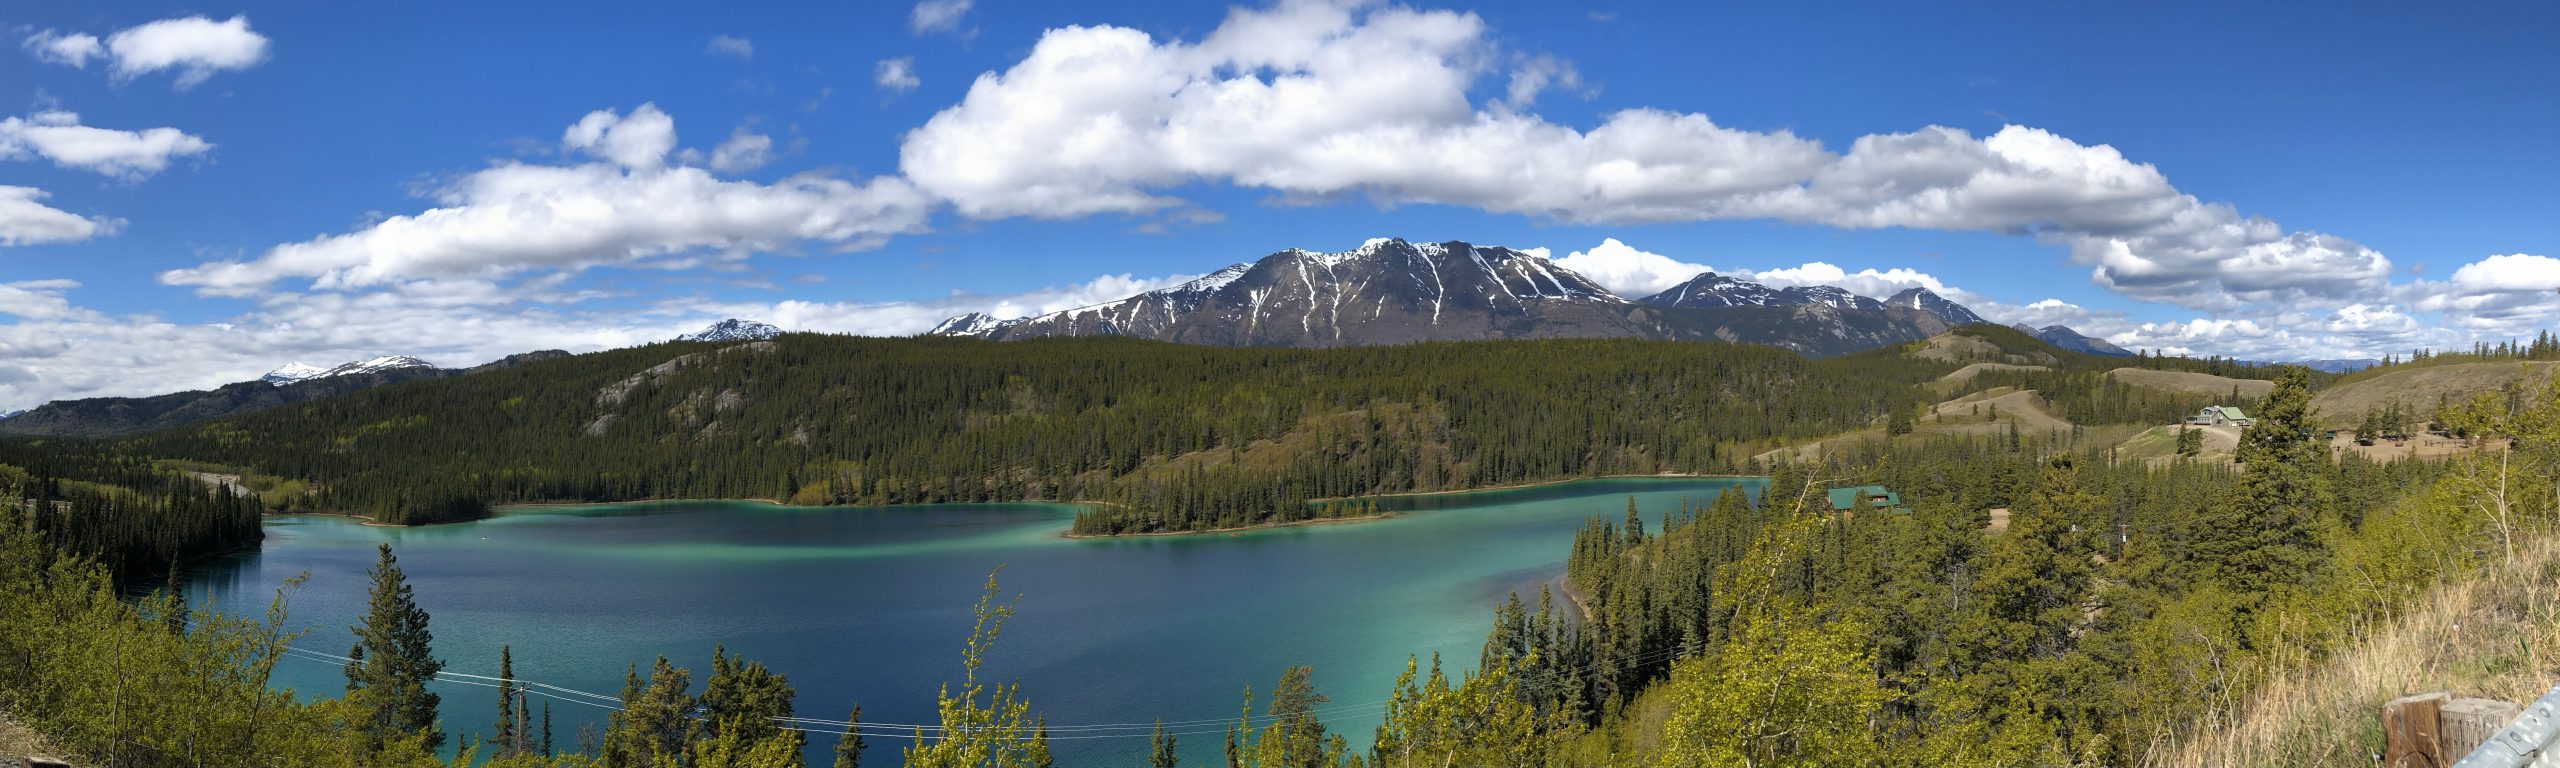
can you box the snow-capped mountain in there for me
[0,409,22,421]
[1886,288,1989,326]
[259,362,332,386]
[939,239,1648,346]
[1641,273,1995,327]
[261,356,437,386]
[1642,272,1898,313]
[677,319,783,343]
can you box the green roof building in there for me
[1827,485,1903,513]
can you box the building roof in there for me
[1827,485,1902,511]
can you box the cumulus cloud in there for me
[0,186,119,246]
[900,0,2397,314]
[911,0,974,35]
[563,103,679,171]
[2405,253,2560,335]
[21,30,103,67]
[708,128,775,173]
[0,279,85,321]
[0,110,213,180]
[1550,238,1710,298]
[160,104,933,295]
[706,34,754,58]
[875,57,920,93]
[98,16,270,88]
[1550,237,1969,305]
[0,268,1197,409]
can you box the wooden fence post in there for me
[2442,697,2524,760]
[2386,692,2450,768]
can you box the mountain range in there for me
[0,351,567,438]
[259,356,439,386]
[0,244,2143,437]
[677,319,783,343]
[932,238,2115,359]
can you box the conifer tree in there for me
[1150,719,1178,768]
[494,645,518,758]
[2196,366,2334,601]
[832,704,864,768]
[344,543,444,751]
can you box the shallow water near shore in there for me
[184,476,1760,766]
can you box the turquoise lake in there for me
[183,476,1760,766]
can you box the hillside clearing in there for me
[2309,361,2559,427]
[2106,368,2274,400]
[1936,362,2050,387]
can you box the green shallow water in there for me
[184,476,1761,766]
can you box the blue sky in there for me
[0,0,2554,407]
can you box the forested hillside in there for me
[85,335,1980,530]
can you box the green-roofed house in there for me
[1827,485,1904,514]
[2188,405,2254,427]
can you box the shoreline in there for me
[1301,472,1756,505]
[261,474,1766,540]
[1060,511,1397,539]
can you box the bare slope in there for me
[2308,361,2558,425]
[2105,368,2275,400]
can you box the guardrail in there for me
[2453,683,2560,768]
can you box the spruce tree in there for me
[832,704,864,768]
[494,645,518,758]
[1149,720,1178,768]
[2196,366,2333,600]
[344,543,444,751]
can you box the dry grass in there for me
[0,708,82,767]
[2106,368,2276,400]
[2149,537,2560,767]
[2309,361,2559,428]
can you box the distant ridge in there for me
[678,319,783,343]
[935,238,1999,356]
[0,352,562,438]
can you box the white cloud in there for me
[875,57,920,93]
[102,15,270,88]
[708,128,776,173]
[911,0,975,35]
[160,105,933,295]
[2405,253,2560,335]
[0,279,85,320]
[21,30,102,67]
[0,110,214,180]
[706,34,754,59]
[1550,238,1709,298]
[2448,253,2560,293]
[562,104,678,171]
[0,268,1196,410]
[0,186,119,246]
[900,0,2400,315]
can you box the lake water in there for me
[184,476,1760,766]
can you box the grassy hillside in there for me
[2105,367,2276,400]
[2309,360,2559,427]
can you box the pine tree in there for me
[1150,720,1178,768]
[494,645,518,758]
[832,704,864,768]
[343,543,444,751]
[1028,718,1054,768]
[2195,366,2333,601]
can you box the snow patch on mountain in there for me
[260,362,333,386]
[261,356,436,386]
[677,319,784,343]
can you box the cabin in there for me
[2187,405,2253,427]
[1827,485,1904,514]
